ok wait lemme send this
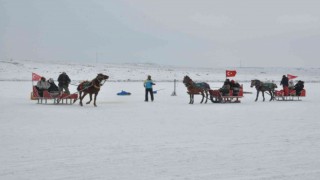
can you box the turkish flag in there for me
[287,74,298,80]
[32,73,42,81]
[226,70,237,77]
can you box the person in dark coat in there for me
[230,80,240,96]
[280,75,289,96]
[47,78,59,93]
[57,72,71,94]
[219,79,231,96]
[294,80,304,96]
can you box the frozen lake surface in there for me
[1,80,320,180]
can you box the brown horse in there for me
[77,73,109,107]
[250,79,277,101]
[183,75,211,104]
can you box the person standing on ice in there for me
[144,75,155,102]
[57,72,71,95]
[280,75,289,96]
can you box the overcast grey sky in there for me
[1,0,320,67]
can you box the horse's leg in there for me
[93,93,98,107]
[255,90,259,101]
[79,91,82,106]
[200,92,204,103]
[269,90,274,101]
[189,93,192,104]
[262,91,265,101]
[191,94,194,104]
[81,92,88,106]
[86,93,92,104]
[79,91,83,106]
[272,90,276,101]
[204,90,208,103]
[209,91,214,103]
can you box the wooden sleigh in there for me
[208,85,244,103]
[31,86,78,104]
[274,89,306,101]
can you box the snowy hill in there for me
[1,59,319,82]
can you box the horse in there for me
[183,75,211,104]
[250,79,277,101]
[77,73,109,107]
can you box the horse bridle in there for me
[98,76,107,85]
[183,79,193,88]
[251,80,260,88]
[92,76,107,89]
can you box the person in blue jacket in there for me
[144,75,155,102]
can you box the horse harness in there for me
[78,76,106,92]
[93,76,107,89]
[253,80,276,91]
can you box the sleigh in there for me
[274,89,306,101]
[31,86,78,104]
[209,85,244,103]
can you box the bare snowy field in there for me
[1,60,320,179]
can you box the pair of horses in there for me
[183,76,277,103]
[77,73,109,107]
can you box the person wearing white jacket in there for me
[36,77,50,97]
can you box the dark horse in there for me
[183,75,211,104]
[250,79,277,101]
[77,73,109,107]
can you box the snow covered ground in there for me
[1,60,320,179]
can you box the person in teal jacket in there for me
[144,75,155,102]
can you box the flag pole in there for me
[31,73,33,88]
[31,73,34,100]
[226,70,227,80]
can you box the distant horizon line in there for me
[1,58,319,69]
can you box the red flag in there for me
[287,74,298,80]
[226,70,237,77]
[32,73,42,81]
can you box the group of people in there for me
[280,75,305,96]
[36,72,157,102]
[219,79,241,96]
[36,72,71,97]
[146,75,305,101]
[36,73,305,101]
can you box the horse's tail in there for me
[205,83,211,90]
[77,82,83,91]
